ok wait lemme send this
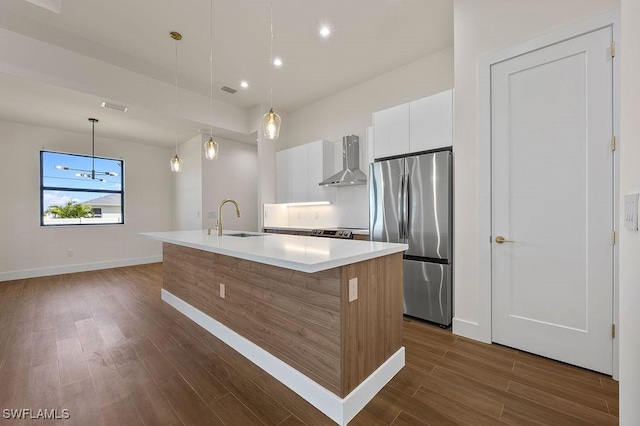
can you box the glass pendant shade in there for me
[263,108,281,140]
[204,137,219,160]
[170,154,183,172]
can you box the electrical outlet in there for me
[315,211,319,219]
[348,278,358,302]
[219,283,225,299]
[66,249,73,257]
[197,211,200,218]
[297,212,301,219]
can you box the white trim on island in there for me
[161,289,405,425]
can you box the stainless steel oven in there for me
[310,229,354,239]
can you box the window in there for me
[40,151,124,226]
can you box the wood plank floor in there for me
[0,264,619,425]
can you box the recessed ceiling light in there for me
[273,58,283,67]
[101,101,128,112]
[320,27,331,37]
[240,81,249,88]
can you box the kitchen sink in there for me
[226,233,264,237]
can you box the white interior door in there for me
[491,27,614,374]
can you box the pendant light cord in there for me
[174,37,179,155]
[210,0,214,137]
[91,119,95,175]
[269,0,273,109]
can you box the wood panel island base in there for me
[142,231,407,425]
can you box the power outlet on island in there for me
[348,278,358,302]
[219,283,226,299]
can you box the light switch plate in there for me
[348,278,358,302]
[219,283,226,299]
[625,193,639,231]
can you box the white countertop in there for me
[263,226,370,236]
[141,230,405,273]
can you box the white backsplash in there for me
[288,205,339,228]
[263,189,369,229]
[263,204,339,229]
[263,204,289,227]
[334,185,369,228]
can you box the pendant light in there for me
[204,0,219,160]
[170,31,183,172]
[54,118,119,182]
[262,0,281,140]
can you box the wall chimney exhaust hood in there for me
[319,135,367,187]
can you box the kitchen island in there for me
[142,230,407,425]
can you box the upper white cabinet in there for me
[276,140,335,203]
[275,149,291,203]
[289,144,309,202]
[373,103,410,159]
[410,89,453,152]
[373,89,453,159]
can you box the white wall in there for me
[202,136,259,232]
[282,47,454,229]
[619,0,640,422]
[173,134,203,231]
[250,104,281,231]
[452,0,619,339]
[0,120,173,281]
[285,48,453,149]
[172,133,258,233]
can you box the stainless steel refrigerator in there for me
[369,150,452,326]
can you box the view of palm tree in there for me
[44,201,94,219]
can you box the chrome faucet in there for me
[217,199,241,236]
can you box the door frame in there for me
[476,9,620,378]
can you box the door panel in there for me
[491,27,613,373]
[370,159,404,244]
[403,260,451,326]
[406,152,451,259]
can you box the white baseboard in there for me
[0,255,162,282]
[452,317,490,343]
[161,289,404,426]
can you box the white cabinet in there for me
[289,144,309,202]
[373,89,453,159]
[410,89,453,152]
[307,140,336,202]
[275,149,291,203]
[276,140,335,203]
[373,103,410,159]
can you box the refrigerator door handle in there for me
[399,172,406,240]
[405,172,410,244]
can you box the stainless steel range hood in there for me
[319,135,367,187]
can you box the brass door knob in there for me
[495,235,515,244]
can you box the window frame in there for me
[40,150,125,227]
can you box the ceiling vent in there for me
[101,102,128,112]
[221,86,237,94]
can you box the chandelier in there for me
[54,118,119,182]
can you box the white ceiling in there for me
[0,0,453,146]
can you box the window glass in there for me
[41,151,124,226]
